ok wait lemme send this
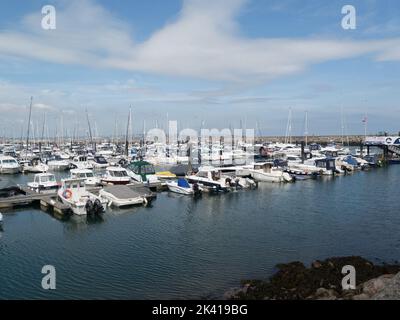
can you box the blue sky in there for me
[0,0,399,137]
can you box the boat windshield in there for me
[2,159,17,164]
[142,165,155,174]
[111,170,127,177]
[41,175,55,183]
[86,172,94,178]
[95,157,107,164]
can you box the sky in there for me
[0,0,399,138]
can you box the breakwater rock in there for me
[225,256,400,300]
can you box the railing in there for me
[388,145,400,156]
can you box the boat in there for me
[46,155,70,171]
[186,166,232,192]
[99,185,148,208]
[90,155,109,169]
[166,178,202,195]
[70,169,101,186]
[101,167,131,185]
[0,156,21,174]
[0,212,3,228]
[239,162,293,183]
[70,155,94,170]
[58,178,107,216]
[27,173,59,193]
[125,161,160,184]
[212,166,258,189]
[155,171,177,180]
[289,157,338,176]
[22,157,49,173]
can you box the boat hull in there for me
[0,167,21,174]
[166,183,194,195]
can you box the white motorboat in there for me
[90,155,109,169]
[27,173,59,193]
[47,155,70,171]
[0,156,21,174]
[101,167,131,185]
[166,178,202,195]
[301,157,337,176]
[70,169,101,186]
[99,185,147,208]
[240,162,293,183]
[58,178,107,216]
[125,161,160,184]
[213,166,258,189]
[71,155,94,170]
[186,166,232,192]
[22,157,49,173]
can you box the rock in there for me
[352,293,370,300]
[242,283,251,294]
[312,261,322,269]
[371,272,400,300]
[362,274,395,296]
[314,288,338,300]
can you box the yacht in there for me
[0,156,21,174]
[239,162,293,183]
[186,166,232,192]
[101,167,131,185]
[90,155,109,169]
[71,155,93,170]
[22,157,49,173]
[70,169,101,186]
[291,157,338,176]
[47,155,70,171]
[27,173,59,193]
[58,178,106,216]
[125,161,160,184]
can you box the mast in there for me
[125,106,131,157]
[304,111,309,147]
[25,96,33,159]
[41,112,46,143]
[86,109,94,150]
[285,108,292,145]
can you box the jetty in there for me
[0,183,157,215]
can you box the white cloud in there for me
[0,0,399,84]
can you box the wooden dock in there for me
[0,183,157,213]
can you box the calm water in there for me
[1,166,400,299]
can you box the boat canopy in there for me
[177,178,190,188]
[128,161,155,174]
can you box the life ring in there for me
[63,189,73,199]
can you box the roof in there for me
[106,166,127,171]
[70,169,93,174]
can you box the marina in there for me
[1,162,399,299]
[1,0,400,304]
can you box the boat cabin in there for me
[253,162,274,173]
[126,161,155,182]
[70,169,95,179]
[314,158,336,171]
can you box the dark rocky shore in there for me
[225,257,400,300]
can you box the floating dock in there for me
[0,183,157,214]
